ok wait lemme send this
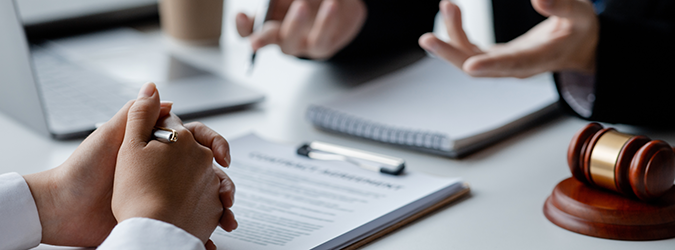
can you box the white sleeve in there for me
[98,217,205,250]
[0,173,42,250]
[558,71,596,119]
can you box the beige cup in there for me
[159,0,224,46]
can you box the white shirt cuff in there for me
[558,71,596,118]
[98,217,205,250]
[0,173,42,250]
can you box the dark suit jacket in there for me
[329,0,439,62]
[584,0,675,126]
[492,0,675,126]
[332,0,675,126]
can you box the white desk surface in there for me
[4,0,675,249]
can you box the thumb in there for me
[532,0,594,19]
[92,100,135,144]
[236,13,254,37]
[123,82,161,147]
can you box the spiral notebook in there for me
[306,56,559,158]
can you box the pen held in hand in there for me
[247,53,257,75]
[247,0,271,75]
[153,127,178,143]
[95,122,177,143]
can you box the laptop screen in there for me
[0,0,51,136]
[16,0,158,25]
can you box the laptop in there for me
[0,0,265,139]
[17,0,158,26]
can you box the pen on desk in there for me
[248,0,272,75]
[297,142,406,175]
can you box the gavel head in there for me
[568,123,675,201]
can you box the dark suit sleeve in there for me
[576,0,675,126]
[328,0,439,62]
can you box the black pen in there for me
[248,0,272,75]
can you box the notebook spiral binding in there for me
[306,105,452,152]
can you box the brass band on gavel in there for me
[589,130,634,192]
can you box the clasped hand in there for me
[24,83,237,248]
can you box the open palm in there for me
[419,0,598,78]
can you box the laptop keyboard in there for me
[31,49,137,130]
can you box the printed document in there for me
[211,134,464,249]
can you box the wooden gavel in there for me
[568,123,675,201]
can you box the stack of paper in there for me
[211,134,468,249]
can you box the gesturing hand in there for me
[419,0,598,78]
[236,0,366,59]
[23,98,172,246]
[112,83,236,245]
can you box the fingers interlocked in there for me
[112,82,237,246]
